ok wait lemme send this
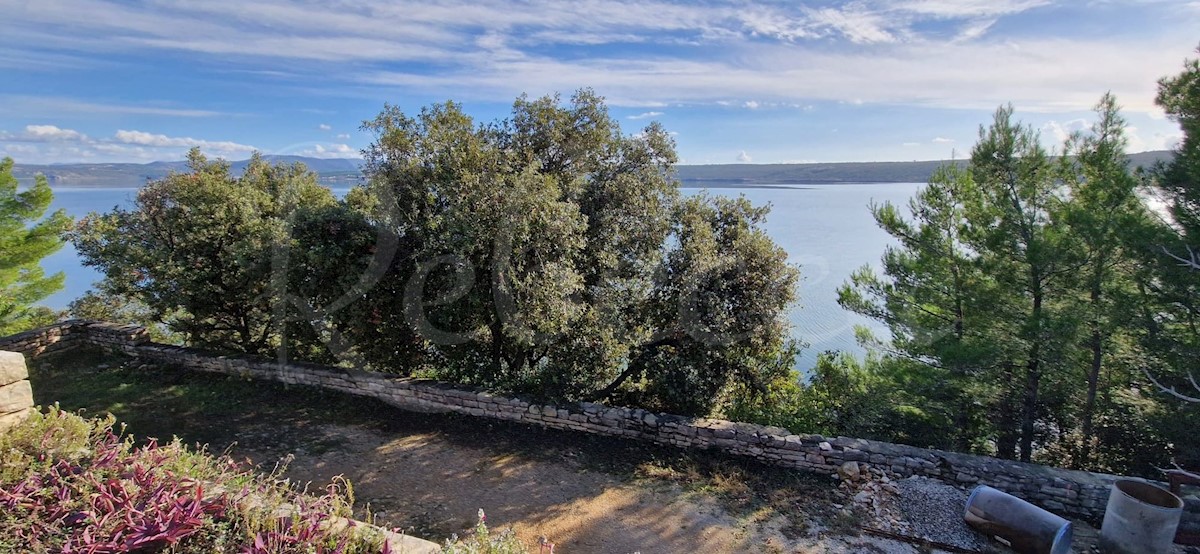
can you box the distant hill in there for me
[11,151,1175,188]
[12,155,364,187]
[675,150,1175,184]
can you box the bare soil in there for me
[234,420,927,553]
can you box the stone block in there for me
[0,351,28,385]
[0,407,31,431]
[0,380,33,413]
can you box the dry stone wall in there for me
[0,351,33,430]
[5,320,1135,521]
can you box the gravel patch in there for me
[890,476,996,552]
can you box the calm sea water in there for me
[38,182,923,371]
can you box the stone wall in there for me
[0,351,33,430]
[8,320,1135,521]
[0,320,88,357]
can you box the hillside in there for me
[11,151,1174,187]
[675,150,1173,184]
[11,155,363,187]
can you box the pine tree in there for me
[0,157,71,335]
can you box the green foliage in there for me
[1,406,394,553]
[357,90,800,415]
[729,352,953,448]
[835,94,1194,472]
[70,148,337,356]
[68,289,181,343]
[439,510,526,554]
[69,93,798,417]
[0,157,71,335]
[1145,48,1200,395]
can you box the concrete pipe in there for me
[963,485,1071,554]
[1099,479,1183,554]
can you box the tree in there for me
[1058,93,1155,467]
[358,90,801,414]
[844,106,1087,463]
[963,106,1078,462]
[71,149,336,356]
[839,164,998,452]
[0,157,71,335]
[1146,47,1200,405]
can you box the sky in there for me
[0,0,1197,166]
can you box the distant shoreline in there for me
[16,150,1171,189]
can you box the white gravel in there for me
[890,476,997,552]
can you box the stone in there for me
[839,461,861,481]
[819,441,833,451]
[0,407,31,431]
[0,380,33,413]
[0,351,27,385]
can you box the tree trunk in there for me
[1019,285,1043,463]
[996,362,1019,460]
[488,317,504,382]
[1020,347,1041,462]
[1080,284,1103,467]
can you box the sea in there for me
[37,182,923,371]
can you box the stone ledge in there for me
[0,380,33,413]
[0,407,32,431]
[0,351,27,385]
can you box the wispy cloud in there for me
[114,130,257,153]
[0,0,1194,164]
[1,95,228,117]
[627,111,664,120]
[2,1,1192,115]
[932,136,955,143]
[318,123,332,131]
[0,124,260,163]
[737,150,752,162]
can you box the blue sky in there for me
[0,0,1196,165]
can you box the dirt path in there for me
[236,422,928,554]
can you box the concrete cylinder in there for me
[1099,479,1183,554]
[963,485,1071,554]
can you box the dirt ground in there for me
[233,420,929,554]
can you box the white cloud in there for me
[1040,118,1089,145]
[1127,125,1182,153]
[2,124,89,142]
[903,141,921,147]
[1,124,267,163]
[336,133,351,140]
[626,111,664,120]
[743,100,760,109]
[806,4,895,44]
[301,143,360,159]
[895,0,1050,18]
[114,130,256,153]
[737,150,752,162]
[319,123,332,131]
[954,18,996,42]
[932,136,955,143]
